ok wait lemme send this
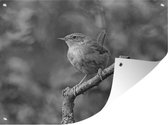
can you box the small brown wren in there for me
[58,31,111,87]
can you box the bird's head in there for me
[58,33,92,47]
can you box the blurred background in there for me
[0,0,167,124]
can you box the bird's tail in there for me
[96,30,106,46]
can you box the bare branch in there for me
[61,63,114,124]
[61,56,130,124]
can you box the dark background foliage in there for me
[0,0,167,123]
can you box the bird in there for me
[58,31,111,92]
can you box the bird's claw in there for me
[72,86,77,96]
[98,68,103,81]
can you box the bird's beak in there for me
[58,37,65,41]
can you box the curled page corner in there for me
[111,58,159,100]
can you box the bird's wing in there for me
[83,43,110,68]
[85,42,109,55]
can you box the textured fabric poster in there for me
[0,0,167,124]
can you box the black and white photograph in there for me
[0,0,167,124]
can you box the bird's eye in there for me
[72,36,77,39]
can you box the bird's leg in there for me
[73,74,87,96]
[97,68,104,81]
[78,74,87,85]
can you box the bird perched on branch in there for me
[58,31,111,86]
